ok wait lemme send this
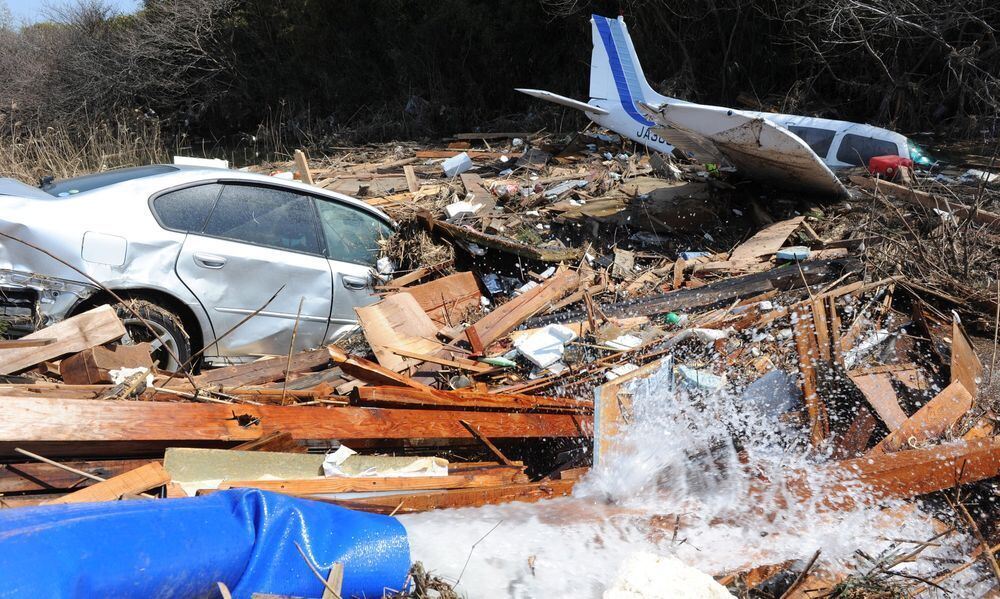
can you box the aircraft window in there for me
[787,126,836,158]
[836,134,901,166]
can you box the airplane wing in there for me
[640,102,849,198]
[515,89,610,116]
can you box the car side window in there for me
[314,198,392,266]
[836,134,900,166]
[202,184,322,255]
[152,184,223,233]
[787,126,836,158]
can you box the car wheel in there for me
[113,300,192,372]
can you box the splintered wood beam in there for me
[0,458,155,494]
[352,386,591,413]
[327,345,433,391]
[850,175,1000,226]
[319,479,576,514]
[460,419,515,466]
[178,348,332,389]
[0,305,126,375]
[792,305,829,446]
[871,380,973,453]
[811,437,1000,511]
[41,462,170,505]
[0,396,590,457]
[218,465,526,494]
[951,315,983,398]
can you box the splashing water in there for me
[399,362,979,597]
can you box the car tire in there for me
[113,299,192,372]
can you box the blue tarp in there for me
[0,489,410,598]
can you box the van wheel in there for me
[113,300,192,372]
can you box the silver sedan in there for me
[0,165,395,370]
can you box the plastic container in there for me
[868,155,914,180]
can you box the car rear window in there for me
[836,134,900,166]
[152,184,224,232]
[43,165,178,197]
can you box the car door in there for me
[312,195,394,341]
[174,183,334,358]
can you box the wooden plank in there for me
[328,345,432,391]
[811,297,832,362]
[792,305,828,446]
[0,305,126,375]
[831,405,878,459]
[850,175,1000,226]
[403,164,419,193]
[60,343,153,385]
[415,150,517,160]
[806,437,1000,511]
[951,315,983,398]
[420,215,583,262]
[594,359,664,466]
[0,338,55,349]
[385,346,490,373]
[402,272,481,329]
[0,458,154,494]
[293,149,313,185]
[42,462,170,505]
[321,480,575,514]
[219,464,526,494]
[354,292,444,372]
[848,372,908,431]
[181,348,331,388]
[729,216,804,262]
[672,257,685,290]
[459,420,515,466]
[352,386,590,413]
[231,431,306,453]
[0,396,591,455]
[872,381,973,453]
[465,268,579,348]
[460,172,496,213]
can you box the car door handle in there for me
[342,275,369,290]
[192,253,227,269]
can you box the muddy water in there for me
[399,362,988,597]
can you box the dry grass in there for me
[0,111,170,183]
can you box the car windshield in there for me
[907,140,935,167]
[41,165,178,197]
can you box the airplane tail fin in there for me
[589,15,677,125]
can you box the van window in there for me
[836,134,900,166]
[787,126,836,158]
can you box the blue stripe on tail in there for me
[593,15,654,127]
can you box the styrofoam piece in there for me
[514,324,578,369]
[442,152,473,177]
[444,200,482,220]
[775,246,811,261]
[173,155,229,169]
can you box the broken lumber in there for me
[0,305,126,375]
[60,343,153,385]
[848,372,908,431]
[322,480,575,514]
[218,466,526,494]
[850,175,1000,226]
[0,458,154,494]
[401,271,481,329]
[729,216,804,262]
[180,347,332,389]
[419,214,582,262]
[529,258,858,326]
[871,380,973,453]
[352,386,590,413]
[463,268,580,349]
[951,315,983,398]
[328,345,433,390]
[0,396,591,457]
[41,462,170,505]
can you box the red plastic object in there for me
[868,155,914,179]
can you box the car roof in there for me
[43,164,393,224]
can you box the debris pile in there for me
[1,131,999,597]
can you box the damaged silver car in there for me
[0,165,395,370]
